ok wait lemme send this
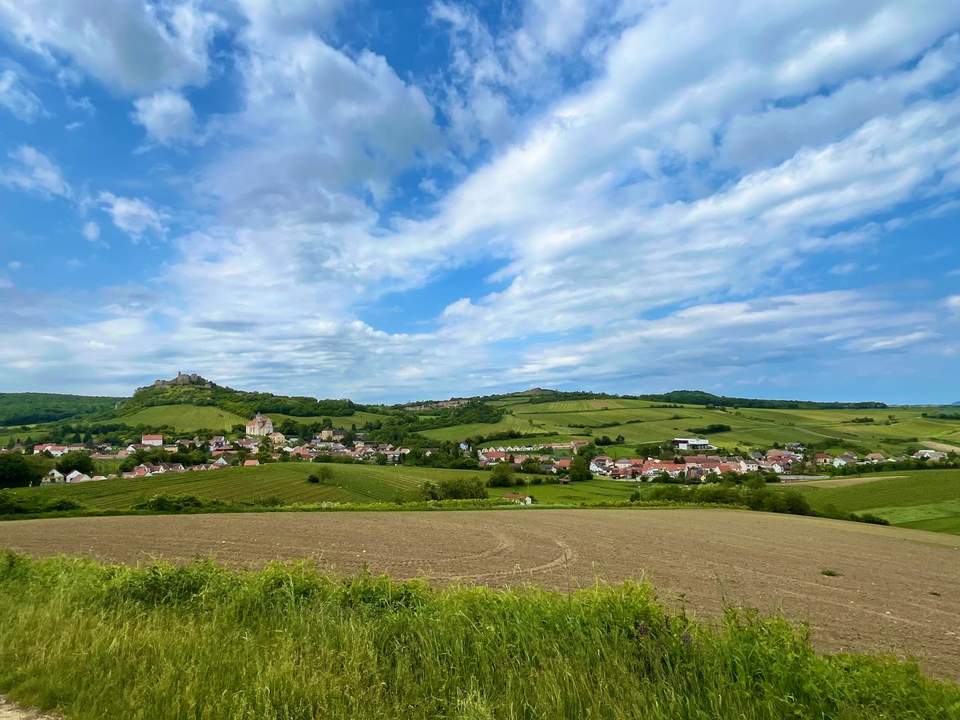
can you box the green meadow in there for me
[113,405,247,432]
[789,469,960,535]
[9,463,505,509]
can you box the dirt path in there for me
[1,509,959,679]
[0,697,54,720]
[925,441,960,453]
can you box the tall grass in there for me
[0,553,956,719]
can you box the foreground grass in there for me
[0,553,956,720]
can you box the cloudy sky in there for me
[1,0,959,403]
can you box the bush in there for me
[421,476,488,501]
[133,495,226,512]
[487,462,515,487]
[0,490,85,515]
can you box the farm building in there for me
[43,469,64,484]
[65,470,92,483]
[672,437,712,451]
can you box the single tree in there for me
[56,451,95,476]
[569,455,592,482]
[0,454,41,488]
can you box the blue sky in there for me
[0,0,959,403]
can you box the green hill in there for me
[114,373,360,420]
[10,463,490,509]
[0,392,120,426]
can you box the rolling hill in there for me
[9,463,491,508]
[0,393,121,425]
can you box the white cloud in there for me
[2,0,960,399]
[947,296,960,313]
[234,0,343,40]
[200,32,439,214]
[0,145,70,198]
[98,192,165,239]
[0,0,223,94]
[82,221,101,242]
[132,90,197,145]
[0,69,43,121]
[829,262,858,276]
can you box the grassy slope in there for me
[790,469,960,534]
[267,410,390,427]
[11,463,501,508]
[0,555,955,720]
[425,398,960,452]
[113,405,247,432]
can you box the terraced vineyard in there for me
[11,463,492,509]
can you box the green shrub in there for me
[421,476,488,501]
[132,494,226,512]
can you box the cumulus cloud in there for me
[0,0,223,94]
[0,69,43,121]
[132,90,197,145]
[98,192,165,239]
[2,0,960,399]
[200,30,439,216]
[0,145,70,198]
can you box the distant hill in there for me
[635,390,887,410]
[0,392,121,426]
[485,388,887,410]
[116,373,360,419]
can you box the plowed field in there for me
[2,508,958,678]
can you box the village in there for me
[477,436,952,481]
[24,412,956,485]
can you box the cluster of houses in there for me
[23,417,957,486]
[34,413,416,483]
[478,437,955,481]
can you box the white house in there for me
[672,438,712,451]
[43,469,64,484]
[913,449,947,462]
[65,470,92,483]
[141,434,164,447]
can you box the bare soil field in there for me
[1,509,959,678]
